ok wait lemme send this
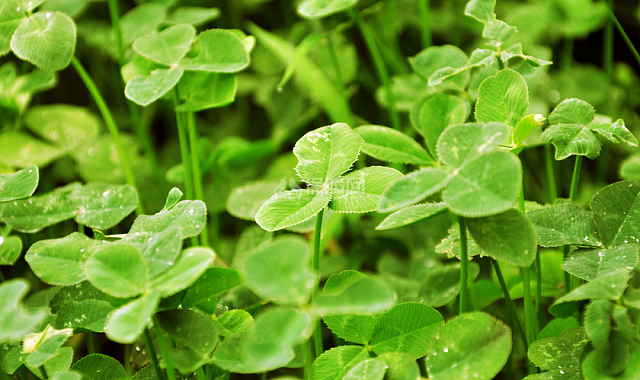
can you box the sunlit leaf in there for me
[378,168,450,212]
[0,165,38,202]
[376,202,448,230]
[125,66,184,106]
[255,189,331,232]
[475,69,529,128]
[354,125,432,165]
[343,359,386,380]
[105,292,160,344]
[412,94,468,158]
[311,345,369,380]
[513,114,544,147]
[179,29,250,73]
[0,235,22,265]
[590,180,640,248]
[133,23,195,66]
[23,326,73,368]
[70,183,138,230]
[548,98,594,125]
[175,71,236,111]
[330,166,402,213]
[562,246,638,281]
[129,199,206,239]
[0,279,45,342]
[315,270,394,316]
[437,122,510,168]
[297,0,358,19]
[527,201,602,248]
[85,243,147,298]
[147,247,214,297]
[541,124,601,160]
[322,314,379,345]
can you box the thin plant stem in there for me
[38,367,48,380]
[187,112,209,247]
[535,253,543,336]
[196,367,207,380]
[172,93,194,201]
[561,38,573,71]
[418,0,432,48]
[569,156,582,201]
[0,270,4,283]
[544,144,558,204]
[492,260,527,345]
[458,216,469,314]
[143,328,166,380]
[603,0,640,69]
[153,319,177,380]
[106,0,161,176]
[86,332,99,354]
[0,368,8,380]
[347,8,400,130]
[603,0,614,79]
[70,57,144,215]
[521,267,536,371]
[312,209,325,358]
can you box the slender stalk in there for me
[71,57,143,215]
[561,38,574,71]
[535,253,543,336]
[153,320,177,380]
[347,8,400,130]
[143,329,166,380]
[418,0,432,48]
[312,209,325,358]
[603,0,640,68]
[0,367,7,380]
[458,216,469,314]
[521,267,536,373]
[187,113,209,247]
[172,96,194,200]
[569,156,582,201]
[544,144,558,204]
[492,260,527,345]
[38,367,48,380]
[603,0,614,79]
[196,367,207,380]
[86,332,99,354]
[0,270,4,282]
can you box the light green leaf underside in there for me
[166,7,220,27]
[467,208,537,267]
[255,189,331,231]
[25,105,100,150]
[239,236,314,305]
[179,29,250,73]
[125,66,184,106]
[426,312,512,380]
[10,11,76,71]
[311,345,369,380]
[475,69,529,128]
[0,235,22,265]
[590,119,638,146]
[227,181,278,221]
[330,166,402,213]
[322,314,379,345]
[527,201,602,248]
[297,0,358,19]
[355,125,432,165]
[542,124,601,160]
[0,279,45,342]
[590,180,640,248]
[549,98,595,125]
[0,165,38,202]
[444,150,521,218]
[133,23,195,66]
[379,168,450,212]
[527,328,589,378]
[315,270,395,316]
[129,199,206,239]
[147,246,214,297]
[412,93,468,158]
[294,123,363,186]
[562,245,638,281]
[370,302,444,359]
[513,114,544,147]
[105,292,160,344]
[376,202,447,230]
[85,243,147,298]
[437,122,510,168]
[343,359,386,380]
[0,131,65,168]
[175,71,236,112]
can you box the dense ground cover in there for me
[1,0,640,379]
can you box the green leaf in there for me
[215,309,254,337]
[297,0,358,19]
[10,11,76,71]
[239,236,314,305]
[25,232,105,286]
[527,202,602,248]
[475,69,529,128]
[0,279,45,342]
[590,180,640,248]
[436,223,485,259]
[412,94,468,158]
[133,23,195,66]
[343,359,386,380]
[409,45,468,87]
[330,166,402,213]
[322,314,379,345]
[129,199,206,239]
[179,29,250,73]
[562,246,638,281]
[590,119,638,146]
[378,168,450,212]
[70,183,138,230]
[376,202,448,230]
[147,246,214,297]
[551,271,630,311]
[0,165,38,201]
[311,346,369,380]
[541,124,602,160]
[376,352,420,380]
[105,292,160,344]
[24,105,100,151]
[23,326,73,368]
[2,186,76,233]
[156,309,218,356]
[466,209,537,267]
[138,226,181,278]
[426,312,511,380]
[160,187,183,212]
[429,49,496,86]
[0,131,65,168]
[294,123,363,185]
[549,98,594,125]
[71,354,127,380]
[175,71,236,111]
[464,0,495,23]
[527,328,588,377]
[55,299,113,332]
[370,302,444,359]
[43,346,73,378]
[255,189,331,232]
[212,307,313,373]
[166,7,220,27]
[444,150,522,217]
[513,114,544,146]
[0,1,26,56]
[582,341,640,380]
[182,267,243,309]
[419,262,481,307]
[85,243,147,298]
[227,181,279,221]
[120,3,166,46]
[437,122,511,168]
[354,125,433,165]
[315,270,395,316]
[124,66,184,106]
[0,235,22,265]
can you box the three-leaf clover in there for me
[255,123,401,231]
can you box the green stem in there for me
[86,332,99,354]
[312,209,325,358]
[196,367,207,380]
[458,216,469,314]
[38,367,48,380]
[143,328,166,380]
[154,319,177,380]
[521,267,536,350]
[535,253,543,336]
[569,156,582,201]
[418,0,432,48]
[347,8,400,130]
[187,112,209,247]
[603,0,640,69]
[172,96,194,200]
[561,38,574,71]
[603,0,614,79]
[492,260,527,345]
[71,57,143,215]
[544,144,558,204]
